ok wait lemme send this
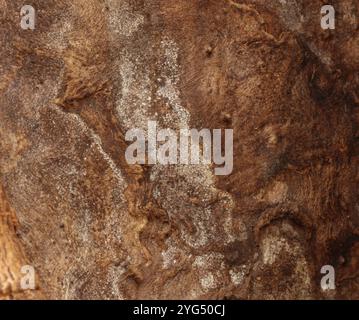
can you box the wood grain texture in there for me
[0,0,358,299]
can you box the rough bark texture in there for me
[0,0,358,299]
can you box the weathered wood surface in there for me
[0,0,358,299]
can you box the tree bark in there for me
[0,0,358,299]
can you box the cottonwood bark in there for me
[0,0,358,299]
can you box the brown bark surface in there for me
[0,0,358,299]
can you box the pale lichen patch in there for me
[200,273,216,291]
[262,235,291,265]
[106,0,144,38]
[229,266,246,286]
